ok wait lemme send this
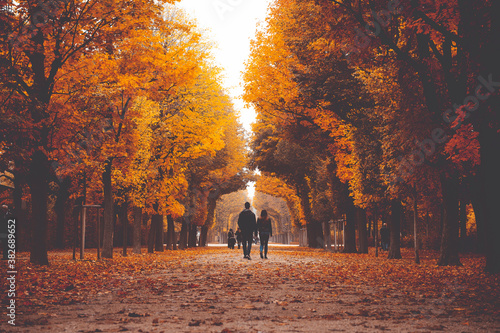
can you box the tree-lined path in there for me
[1,247,498,332]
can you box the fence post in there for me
[342,220,345,251]
[333,222,337,252]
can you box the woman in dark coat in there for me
[256,210,272,259]
[235,228,242,249]
[228,229,236,249]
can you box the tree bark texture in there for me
[102,159,114,258]
[120,200,129,257]
[55,177,71,249]
[153,214,164,252]
[438,176,461,266]
[28,150,50,265]
[296,177,323,248]
[388,200,402,259]
[188,223,198,247]
[343,195,357,253]
[178,218,188,250]
[133,206,142,254]
[356,207,368,253]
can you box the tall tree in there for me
[0,0,178,264]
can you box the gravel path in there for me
[1,246,499,332]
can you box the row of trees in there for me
[243,0,499,272]
[0,1,249,264]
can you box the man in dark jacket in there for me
[237,202,257,260]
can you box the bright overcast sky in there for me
[177,0,271,133]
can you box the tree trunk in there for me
[323,221,331,251]
[296,178,323,248]
[356,207,368,253]
[188,223,198,247]
[481,136,500,273]
[148,215,158,253]
[13,166,27,251]
[55,177,71,249]
[438,176,461,266]
[388,200,402,259]
[120,200,129,257]
[199,225,208,247]
[439,203,444,240]
[166,215,176,250]
[200,196,218,247]
[413,187,420,264]
[72,199,83,260]
[426,212,430,238]
[113,203,119,247]
[28,150,49,265]
[475,0,500,275]
[374,212,379,257]
[343,195,357,253]
[470,175,485,253]
[478,128,500,272]
[153,214,163,252]
[147,216,155,253]
[171,218,177,250]
[459,198,467,243]
[179,218,188,249]
[133,206,142,254]
[102,159,114,258]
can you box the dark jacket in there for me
[257,217,272,237]
[380,226,390,243]
[237,209,257,236]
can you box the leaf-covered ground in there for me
[1,246,499,332]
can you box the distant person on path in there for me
[235,228,242,249]
[380,223,390,251]
[237,202,257,260]
[228,229,236,249]
[257,210,272,259]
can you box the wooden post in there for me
[333,222,337,252]
[342,219,345,250]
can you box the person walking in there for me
[380,223,390,251]
[257,210,272,259]
[235,228,242,249]
[237,202,257,260]
[227,229,236,249]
